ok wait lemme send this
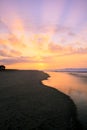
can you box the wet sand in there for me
[0,70,83,130]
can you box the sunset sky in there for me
[0,0,87,70]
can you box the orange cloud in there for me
[8,34,27,49]
[0,49,21,58]
[0,17,87,70]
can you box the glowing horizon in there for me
[0,0,87,70]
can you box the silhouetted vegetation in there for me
[0,65,5,71]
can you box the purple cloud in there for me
[0,56,41,65]
[0,49,22,57]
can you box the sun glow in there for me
[0,0,87,70]
[36,63,47,70]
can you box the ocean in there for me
[43,72,87,129]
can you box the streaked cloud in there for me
[0,49,21,57]
[0,56,39,65]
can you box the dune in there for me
[0,70,82,130]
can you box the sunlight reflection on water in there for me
[42,72,87,129]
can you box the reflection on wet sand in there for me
[42,72,87,129]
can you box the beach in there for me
[0,70,82,130]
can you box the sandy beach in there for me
[0,70,82,130]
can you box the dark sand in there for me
[0,70,83,130]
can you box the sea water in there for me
[42,72,87,129]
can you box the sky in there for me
[0,0,87,70]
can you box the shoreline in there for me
[0,70,83,129]
[68,72,87,78]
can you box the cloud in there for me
[68,32,76,36]
[0,50,17,57]
[47,42,87,56]
[0,39,9,46]
[38,24,76,35]
[0,19,27,49]
[0,56,38,65]
[0,18,87,69]
[48,42,63,52]
[75,47,87,54]
[8,34,27,48]
[0,18,12,34]
[0,45,22,57]
[0,50,10,57]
